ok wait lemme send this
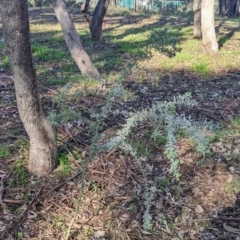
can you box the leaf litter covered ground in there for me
[1,7,240,240]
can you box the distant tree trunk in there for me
[234,0,240,16]
[81,0,91,23]
[219,0,239,16]
[0,0,57,177]
[219,0,227,15]
[134,0,138,11]
[81,0,110,42]
[52,0,100,77]
[32,0,37,7]
[201,0,219,55]
[193,0,202,38]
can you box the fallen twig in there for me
[0,175,6,205]
[0,187,43,239]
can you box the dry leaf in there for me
[120,213,130,221]
[227,174,234,183]
[27,211,38,219]
[195,205,204,214]
[223,223,240,233]
[0,175,6,205]
[94,230,105,238]
[233,148,240,156]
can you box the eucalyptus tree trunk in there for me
[52,0,100,77]
[0,0,57,177]
[193,0,202,38]
[201,0,219,55]
[81,0,110,42]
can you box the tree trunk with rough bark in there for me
[0,0,57,177]
[193,0,202,38]
[52,0,100,77]
[201,0,219,55]
[81,0,110,42]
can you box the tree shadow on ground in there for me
[218,26,240,49]
[215,19,227,34]
[26,17,184,76]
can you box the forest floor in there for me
[1,6,240,240]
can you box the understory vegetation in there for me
[1,5,240,240]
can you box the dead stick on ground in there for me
[43,172,81,194]
[225,98,239,110]
[1,187,43,239]
[1,172,81,239]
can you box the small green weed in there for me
[0,42,4,49]
[89,181,101,193]
[0,144,10,158]
[178,129,188,138]
[194,220,216,232]
[226,178,240,194]
[130,139,152,157]
[3,55,11,68]
[15,139,28,149]
[107,204,115,212]
[47,77,68,86]
[155,135,167,145]
[10,159,30,187]
[84,227,94,237]
[20,190,31,201]
[17,232,23,239]
[57,152,72,177]
[4,205,19,214]
[32,44,66,62]
[231,118,240,126]
[128,204,135,212]
[55,216,64,227]
[192,61,210,75]
[7,129,21,137]
[157,177,170,190]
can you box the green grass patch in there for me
[231,118,240,127]
[157,177,170,190]
[0,144,11,158]
[226,178,240,194]
[10,159,30,187]
[32,44,66,62]
[2,55,11,69]
[192,61,210,75]
[0,42,4,50]
[47,77,69,86]
[57,152,72,177]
